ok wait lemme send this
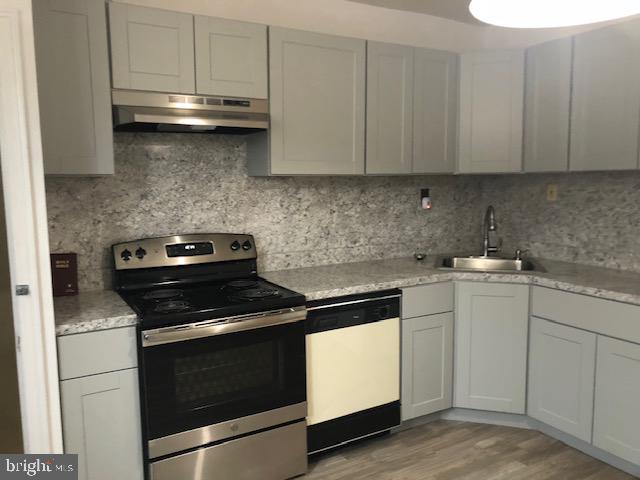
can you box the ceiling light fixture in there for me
[469,0,640,28]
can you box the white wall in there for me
[114,0,624,51]
[0,0,62,453]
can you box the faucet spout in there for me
[482,206,500,257]
[485,206,497,232]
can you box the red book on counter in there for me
[50,253,78,296]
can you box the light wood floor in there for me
[304,420,637,480]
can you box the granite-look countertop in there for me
[55,256,640,336]
[262,256,640,305]
[54,290,137,336]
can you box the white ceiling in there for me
[347,0,483,25]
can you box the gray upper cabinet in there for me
[109,3,195,94]
[194,16,267,99]
[258,27,366,175]
[570,21,640,171]
[458,50,525,174]
[33,0,113,175]
[366,42,414,174]
[413,48,458,174]
[524,38,572,173]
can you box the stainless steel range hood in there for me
[112,90,269,134]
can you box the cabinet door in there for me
[61,369,143,480]
[269,28,366,175]
[454,282,529,413]
[524,38,571,173]
[413,48,458,174]
[32,0,113,175]
[109,3,195,93]
[366,42,413,174]
[194,16,267,98]
[528,317,596,442]
[593,336,640,464]
[402,313,453,420]
[458,50,524,173]
[570,21,640,171]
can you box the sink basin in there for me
[439,256,543,272]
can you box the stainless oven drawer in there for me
[150,420,307,480]
[148,402,307,459]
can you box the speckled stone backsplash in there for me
[45,133,483,291]
[480,171,640,272]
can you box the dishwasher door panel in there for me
[306,317,400,425]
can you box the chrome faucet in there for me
[482,206,501,257]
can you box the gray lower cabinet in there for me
[593,336,640,464]
[454,282,528,413]
[32,0,113,175]
[250,27,366,175]
[60,368,143,480]
[58,327,143,480]
[401,283,454,421]
[366,42,414,174]
[524,37,572,173]
[528,317,596,442]
[402,313,453,420]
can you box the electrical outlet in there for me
[546,184,558,202]
[420,188,432,210]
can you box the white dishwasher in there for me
[305,289,401,454]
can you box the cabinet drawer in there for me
[58,327,138,380]
[531,287,640,344]
[402,282,453,319]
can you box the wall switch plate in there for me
[546,184,558,202]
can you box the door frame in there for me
[0,0,63,453]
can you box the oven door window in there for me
[142,321,306,440]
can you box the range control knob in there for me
[230,240,241,251]
[135,247,147,260]
[121,249,132,262]
[242,240,252,251]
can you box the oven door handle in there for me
[141,306,307,347]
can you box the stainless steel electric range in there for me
[112,234,308,480]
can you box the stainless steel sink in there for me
[439,256,543,272]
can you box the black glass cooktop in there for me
[120,277,306,329]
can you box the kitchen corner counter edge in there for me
[54,289,138,336]
[54,256,640,336]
